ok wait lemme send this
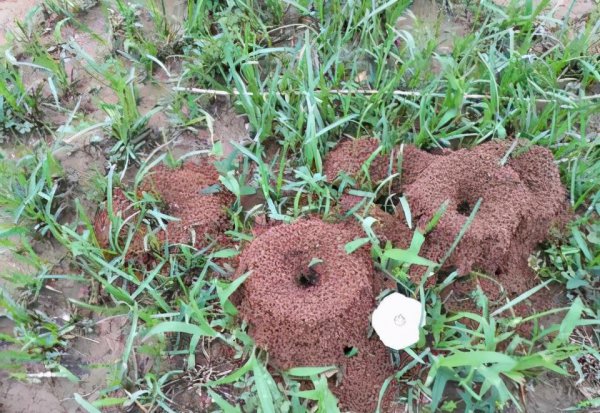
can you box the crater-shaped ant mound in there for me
[399,141,568,331]
[93,160,234,258]
[403,141,567,292]
[326,139,568,333]
[236,219,396,412]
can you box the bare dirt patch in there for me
[0,316,128,413]
[197,103,251,158]
[0,0,40,45]
[396,0,470,55]
[493,0,596,21]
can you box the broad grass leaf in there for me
[144,321,216,340]
[345,237,370,254]
[439,351,517,370]
[572,227,593,261]
[552,297,584,348]
[207,389,242,413]
[513,353,570,375]
[398,195,412,228]
[252,359,276,413]
[491,279,552,316]
[208,354,255,386]
[383,248,436,267]
[74,393,102,413]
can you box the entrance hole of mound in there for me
[296,266,320,288]
[377,192,403,214]
[456,200,472,216]
[343,346,358,357]
[436,266,458,283]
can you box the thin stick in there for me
[173,86,600,104]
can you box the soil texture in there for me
[236,219,397,412]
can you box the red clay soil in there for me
[139,160,234,248]
[327,139,568,332]
[236,219,397,412]
[93,159,234,259]
[403,141,566,294]
[323,138,395,184]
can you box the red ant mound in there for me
[236,219,396,412]
[404,141,566,283]
[337,193,412,251]
[323,138,436,189]
[93,160,234,259]
[401,141,568,327]
[323,138,394,184]
[140,160,234,248]
[327,140,568,333]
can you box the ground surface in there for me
[0,0,599,412]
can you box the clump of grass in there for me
[68,42,161,166]
[0,60,39,135]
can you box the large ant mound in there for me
[140,160,234,248]
[402,141,568,325]
[236,219,396,412]
[93,159,234,258]
[404,141,566,285]
[237,219,374,368]
[327,140,568,332]
[323,138,394,184]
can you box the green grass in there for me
[0,0,599,412]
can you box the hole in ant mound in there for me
[343,346,358,357]
[376,192,403,214]
[456,200,472,216]
[436,266,458,284]
[296,266,320,288]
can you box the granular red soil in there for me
[323,138,395,185]
[236,219,397,412]
[402,141,568,322]
[140,159,234,248]
[328,139,568,333]
[93,159,234,260]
